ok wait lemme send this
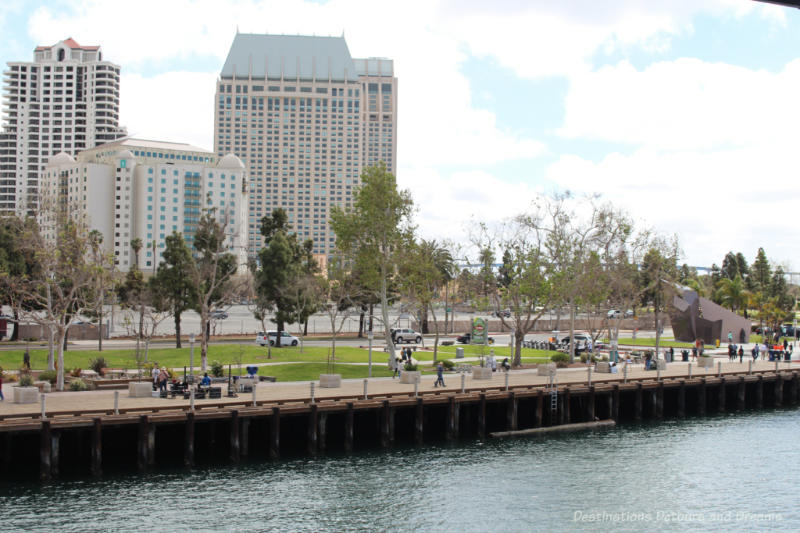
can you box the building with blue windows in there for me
[215,33,397,258]
[41,138,248,272]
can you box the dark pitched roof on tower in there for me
[220,33,357,82]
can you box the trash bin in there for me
[681,350,689,362]
[456,347,464,359]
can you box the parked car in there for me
[781,324,797,337]
[607,309,634,319]
[256,330,299,346]
[560,333,592,345]
[211,309,229,320]
[456,332,495,345]
[492,308,511,318]
[391,328,422,344]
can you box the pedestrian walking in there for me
[727,331,733,345]
[738,346,744,363]
[783,338,788,351]
[434,362,445,387]
[151,363,160,390]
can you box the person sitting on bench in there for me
[201,372,211,387]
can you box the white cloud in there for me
[545,146,800,268]
[559,58,800,151]
[120,71,219,149]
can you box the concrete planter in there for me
[537,363,557,377]
[400,371,421,384]
[33,381,52,393]
[472,367,493,380]
[319,374,342,388]
[128,382,154,398]
[654,359,667,370]
[595,362,611,373]
[14,386,39,404]
[697,355,714,369]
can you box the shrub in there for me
[89,357,107,376]
[210,360,224,378]
[18,374,34,387]
[579,353,588,363]
[38,370,58,384]
[550,353,570,364]
[404,363,418,371]
[69,378,88,391]
[70,367,82,377]
[441,359,455,370]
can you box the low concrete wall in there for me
[17,323,109,342]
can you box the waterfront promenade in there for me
[1,357,795,421]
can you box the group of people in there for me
[151,362,170,392]
[749,340,793,362]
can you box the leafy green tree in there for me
[255,208,316,347]
[330,163,414,366]
[715,274,750,317]
[153,232,197,348]
[0,216,38,341]
[638,241,679,357]
[751,247,771,292]
[188,211,239,370]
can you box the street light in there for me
[368,330,374,378]
[189,333,195,378]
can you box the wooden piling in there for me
[506,392,518,431]
[91,418,102,477]
[718,378,726,413]
[650,390,657,419]
[270,407,280,459]
[535,390,543,427]
[415,397,424,446]
[230,410,240,463]
[344,402,354,452]
[612,384,620,422]
[184,412,195,467]
[50,431,60,477]
[775,374,783,408]
[318,413,327,453]
[478,393,486,439]
[587,386,595,422]
[737,377,746,410]
[380,400,392,448]
[677,380,685,418]
[698,378,706,415]
[137,415,149,472]
[307,404,318,455]
[656,383,664,419]
[40,420,51,482]
[791,372,799,405]
[564,387,571,424]
[756,376,764,409]
[241,418,250,457]
[635,383,643,421]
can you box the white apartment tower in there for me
[41,139,248,272]
[0,38,126,213]
[215,33,397,256]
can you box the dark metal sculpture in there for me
[668,287,751,344]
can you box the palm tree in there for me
[130,238,142,267]
[716,274,750,317]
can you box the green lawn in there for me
[257,362,395,381]
[609,338,694,348]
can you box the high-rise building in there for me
[0,38,126,214]
[215,33,397,257]
[41,138,248,272]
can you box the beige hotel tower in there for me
[215,33,397,256]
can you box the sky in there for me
[1,0,799,271]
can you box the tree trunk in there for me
[421,303,429,334]
[358,310,365,338]
[568,302,575,363]
[138,305,145,359]
[369,303,374,333]
[303,318,309,337]
[175,311,182,349]
[10,308,19,341]
[47,326,55,371]
[56,326,67,391]
[514,328,523,367]
[201,316,210,372]
[381,265,396,367]
[555,308,562,331]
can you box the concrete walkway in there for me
[1,358,796,420]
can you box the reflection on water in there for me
[2,409,799,532]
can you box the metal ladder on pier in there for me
[548,374,558,412]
